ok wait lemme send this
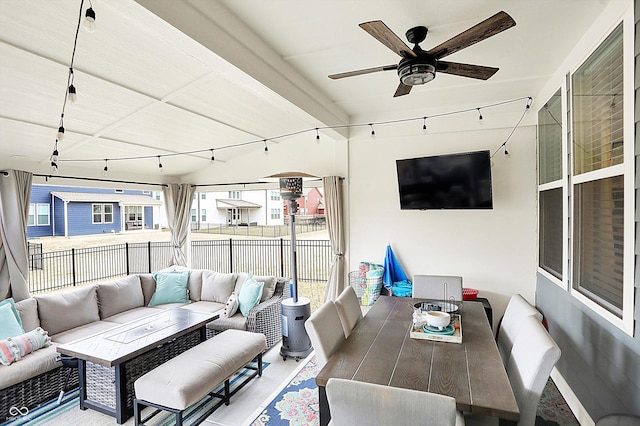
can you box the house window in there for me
[126,206,143,221]
[228,191,240,199]
[201,209,207,222]
[155,193,161,200]
[201,193,206,199]
[114,189,124,193]
[191,209,197,222]
[92,204,113,224]
[538,21,632,333]
[271,208,281,220]
[270,191,280,201]
[28,203,50,226]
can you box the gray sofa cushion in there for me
[235,273,278,302]
[103,306,164,324]
[50,320,119,344]
[201,271,237,303]
[206,313,247,332]
[97,275,144,319]
[0,344,60,390]
[15,298,40,332]
[181,301,225,314]
[139,273,156,305]
[36,286,100,336]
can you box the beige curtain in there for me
[323,176,345,301]
[0,170,33,301]
[163,183,195,267]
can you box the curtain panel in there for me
[0,170,33,301]
[322,176,345,301]
[162,183,196,267]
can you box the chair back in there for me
[596,415,640,426]
[412,275,463,301]
[326,378,459,426]
[334,286,363,338]
[304,300,346,367]
[497,294,543,365]
[507,315,561,426]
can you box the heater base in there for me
[280,297,313,361]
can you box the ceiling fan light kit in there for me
[330,11,516,97]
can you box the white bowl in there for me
[426,311,451,329]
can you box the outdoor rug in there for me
[2,360,268,426]
[249,356,578,426]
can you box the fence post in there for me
[148,241,152,273]
[229,239,233,273]
[125,242,130,275]
[71,248,77,286]
[279,238,285,278]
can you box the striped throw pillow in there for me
[0,327,51,366]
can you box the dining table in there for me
[315,295,519,425]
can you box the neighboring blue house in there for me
[27,185,162,238]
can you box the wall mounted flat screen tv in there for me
[396,150,493,210]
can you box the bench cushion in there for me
[135,329,266,410]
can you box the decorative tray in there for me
[410,314,462,344]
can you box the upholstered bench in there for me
[133,329,267,426]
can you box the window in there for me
[125,206,142,221]
[28,203,50,226]
[270,191,280,201]
[201,209,207,222]
[92,204,113,224]
[114,189,124,193]
[538,21,632,333]
[201,193,206,199]
[155,193,161,200]
[271,208,281,220]
[228,191,240,199]
[191,209,197,222]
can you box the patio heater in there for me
[272,173,314,361]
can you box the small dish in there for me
[423,324,455,335]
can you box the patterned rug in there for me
[249,356,579,426]
[2,361,268,426]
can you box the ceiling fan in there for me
[329,11,516,97]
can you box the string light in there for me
[84,4,96,32]
[210,149,215,164]
[477,108,483,121]
[54,96,532,172]
[369,123,375,137]
[68,84,77,103]
[102,159,108,176]
[504,144,509,156]
[422,117,427,133]
[157,156,163,172]
[315,128,320,143]
[57,116,65,141]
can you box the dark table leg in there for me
[318,385,331,426]
[78,359,87,411]
[499,419,518,425]
[115,363,129,424]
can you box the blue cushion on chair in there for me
[0,299,24,340]
[149,271,191,306]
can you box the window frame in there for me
[92,203,114,224]
[28,203,50,226]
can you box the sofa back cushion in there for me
[139,274,157,305]
[15,298,40,332]
[36,285,100,336]
[201,271,237,303]
[97,275,145,319]
[235,273,278,303]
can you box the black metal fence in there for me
[191,217,326,238]
[28,239,332,294]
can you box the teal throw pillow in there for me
[149,270,191,307]
[0,300,25,340]
[237,275,264,317]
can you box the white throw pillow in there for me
[225,293,239,317]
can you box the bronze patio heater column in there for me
[277,175,313,361]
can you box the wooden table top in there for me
[316,296,519,422]
[56,308,217,367]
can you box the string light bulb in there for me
[50,161,58,174]
[263,140,269,155]
[315,128,320,143]
[57,124,65,141]
[157,156,163,172]
[51,147,59,163]
[68,84,77,103]
[369,123,375,137]
[84,7,96,32]
[504,144,509,156]
[422,117,427,133]
[102,159,108,176]
[210,149,215,165]
[477,108,483,122]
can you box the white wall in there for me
[346,125,537,328]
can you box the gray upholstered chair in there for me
[334,286,363,338]
[326,378,465,426]
[304,300,346,368]
[412,274,463,301]
[596,415,640,426]
[466,315,561,426]
[497,294,544,366]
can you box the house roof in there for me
[51,192,162,206]
[216,199,262,209]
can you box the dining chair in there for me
[326,378,465,426]
[497,294,543,366]
[304,300,346,368]
[334,286,363,338]
[465,315,561,426]
[596,415,640,426]
[412,274,463,301]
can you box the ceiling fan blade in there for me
[393,82,413,97]
[427,11,516,59]
[329,64,398,80]
[359,21,417,58]
[437,61,499,80]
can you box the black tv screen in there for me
[396,150,493,210]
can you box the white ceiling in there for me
[0,0,619,188]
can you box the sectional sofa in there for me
[0,268,287,419]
